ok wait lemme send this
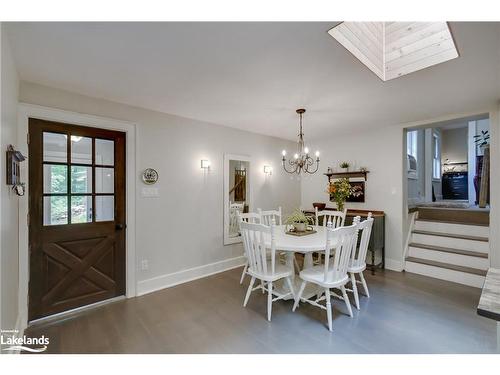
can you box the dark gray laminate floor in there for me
[25,268,497,353]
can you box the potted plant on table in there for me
[284,209,314,232]
[327,178,362,212]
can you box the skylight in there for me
[328,22,459,81]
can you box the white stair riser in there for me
[412,233,489,254]
[408,247,489,270]
[405,261,485,288]
[414,221,489,238]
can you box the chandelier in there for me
[281,109,320,174]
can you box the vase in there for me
[293,223,306,232]
[337,202,344,212]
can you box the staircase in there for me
[405,208,489,288]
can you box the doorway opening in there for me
[405,114,490,210]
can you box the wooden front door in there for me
[28,118,126,321]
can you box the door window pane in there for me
[71,166,93,193]
[43,196,68,225]
[71,136,92,164]
[71,196,93,223]
[43,132,67,163]
[43,164,67,194]
[95,139,114,166]
[95,196,114,222]
[95,167,114,193]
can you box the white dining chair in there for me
[241,220,295,321]
[229,202,245,236]
[293,223,358,331]
[257,206,295,268]
[315,207,346,227]
[258,207,282,226]
[348,213,374,310]
[314,207,347,265]
[237,212,261,284]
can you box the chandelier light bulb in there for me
[294,153,299,159]
[304,147,309,154]
[315,151,320,157]
[282,150,287,156]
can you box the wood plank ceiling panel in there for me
[328,22,459,81]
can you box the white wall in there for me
[18,82,301,294]
[0,25,20,331]
[442,127,468,164]
[489,106,500,267]
[300,125,405,271]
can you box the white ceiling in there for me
[5,22,500,141]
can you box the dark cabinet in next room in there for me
[442,171,468,200]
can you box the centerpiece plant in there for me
[326,178,362,212]
[284,209,314,232]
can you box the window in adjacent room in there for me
[432,132,441,180]
[407,130,418,179]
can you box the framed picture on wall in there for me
[329,180,365,203]
[347,181,365,202]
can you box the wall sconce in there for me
[263,165,272,175]
[201,159,211,169]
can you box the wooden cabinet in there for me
[345,210,385,274]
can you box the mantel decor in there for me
[281,109,320,175]
[325,170,369,205]
[324,170,369,180]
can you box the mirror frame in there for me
[223,153,252,245]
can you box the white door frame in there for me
[17,103,137,330]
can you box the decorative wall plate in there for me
[142,168,158,185]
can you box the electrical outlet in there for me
[141,259,149,271]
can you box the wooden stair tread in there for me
[409,242,488,258]
[405,257,487,276]
[415,218,489,227]
[415,207,489,225]
[412,229,488,242]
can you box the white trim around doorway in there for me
[17,103,137,332]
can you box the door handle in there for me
[115,224,126,230]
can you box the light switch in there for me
[142,187,159,198]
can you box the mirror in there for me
[224,154,251,245]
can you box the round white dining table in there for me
[262,225,337,299]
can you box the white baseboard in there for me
[386,258,404,272]
[137,256,246,296]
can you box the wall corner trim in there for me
[385,258,404,272]
[137,256,246,296]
